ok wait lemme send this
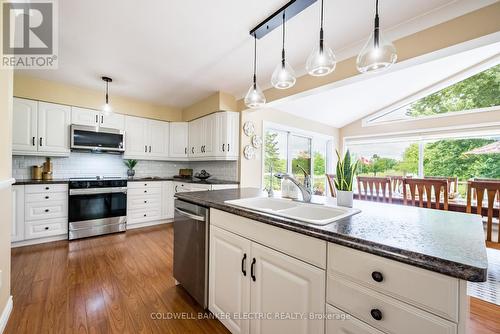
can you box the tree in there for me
[264,131,285,173]
[368,155,397,176]
[407,64,500,117]
[313,152,326,176]
[395,144,419,175]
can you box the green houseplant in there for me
[124,159,138,177]
[334,150,358,207]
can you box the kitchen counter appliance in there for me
[173,199,209,308]
[71,124,125,153]
[68,177,127,240]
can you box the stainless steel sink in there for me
[225,197,360,225]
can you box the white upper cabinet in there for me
[188,118,202,158]
[201,114,216,157]
[169,122,188,159]
[148,119,169,159]
[71,107,99,127]
[124,116,149,158]
[37,102,71,154]
[12,98,70,156]
[124,116,169,160]
[12,98,38,153]
[215,111,239,160]
[71,106,124,130]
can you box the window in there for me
[263,124,333,196]
[346,133,500,197]
[366,63,500,125]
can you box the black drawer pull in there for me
[241,253,247,276]
[144,200,147,203]
[144,190,147,193]
[144,214,147,217]
[44,209,49,212]
[370,309,383,321]
[144,183,147,186]
[372,271,384,283]
[250,258,256,281]
[222,144,225,152]
[44,226,49,230]
[45,196,49,199]
[32,137,35,146]
[45,187,49,190]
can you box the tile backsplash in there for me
[12,153,239,181]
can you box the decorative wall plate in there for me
[243,121,255,137]
[251,135,262,149]
[243,145,256,160]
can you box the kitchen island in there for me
[175,188,488,334]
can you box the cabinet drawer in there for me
[127,196,161,210]
[25,192,67,203]
[326,305,384,334]
[25,218,67,240]
[127,208,161,223]
[328,244,459,321]
[127,181,162,189]
[25,184,68,194]
[128,187,161,196]
[211,209,327,269]
[25,200,68,221]
[327,273,457,334]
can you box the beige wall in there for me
[14,74,182,121]
[0,67,13,317]
[239,108,339,188]
[182,91,237,121]
[236,2,500,110]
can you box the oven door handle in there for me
[69,187,128,196]
[174,208,205,222]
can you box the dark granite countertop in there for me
[14,177,239,185]
[175,188,488,282]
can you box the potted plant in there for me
[334,150,358,207]
[124,159,138,177]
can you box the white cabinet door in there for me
[11,185,25,242]
[12,98,38,153]
[201,114,216,157]
[188,118,202,157]
[161,181,174,219]
[124,116,149,158]
[250,242,325,334]
[148,120,169,159]
[71,107,99,126]
[209,225,251,334]
[100,112,125,130]
[37,102,71,154]
[169,122,188,158]
[226,112,239,158]
[214,112,239,159]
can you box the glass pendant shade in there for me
[244,83,266,109]
[356,30,397,74]
[102,102,112,115]
[306,44,336,76]
[271,61,296,89]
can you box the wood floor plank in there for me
[5,223,499,333]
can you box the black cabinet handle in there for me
[144,200,147,203]
[32,137,35,146]
[39,137,43,146]
[45,196,49,199]
[184,147,187,154]
[44,226,49,230]
[101,115,104,124]
[228,143,230,152]
[144,190,147,193]
[370,309,383,321]
[144,183,147,186]
[44,209,49,212]
[145,145,147,152]
[372,271,384,283]
[192,147,194,154]
[241,253,247,276]
[149,145,151,153]
[222,144,225,152]
[144,214,147,217]
[45,187,49,190]
[175,185,178,192]
[250,258,256,281]
[95,115,98,123]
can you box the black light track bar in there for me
[249,0,317,39]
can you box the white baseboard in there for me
[11,234,67,248]
[127,219,173,230]
[0,296,13,334]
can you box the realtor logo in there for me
[1,0,58,69]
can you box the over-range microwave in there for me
[71,124,125,153]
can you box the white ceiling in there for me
[19,0,496,108]
[273,42,500,128]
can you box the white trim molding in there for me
[0,179,15,191]
[0,296,13,334]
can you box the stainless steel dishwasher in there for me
[173,199,209,308]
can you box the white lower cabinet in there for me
[209,222,325,334]
[326,305,384,334]
[11,185,25,242]
[161,181,174,219]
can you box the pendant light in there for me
[101,76,113,115]
[306,0,336,76]
[356,0,397,73]
[244,33,266,109]
[271,11,296,89]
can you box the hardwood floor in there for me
[5,224,500,333]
